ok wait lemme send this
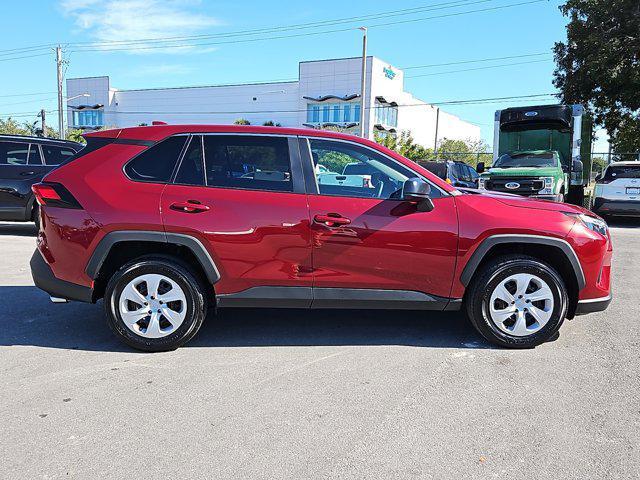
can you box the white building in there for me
[66,56,480,147]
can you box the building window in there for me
[73,110,104,128]
[343,104,351,123]
[322,105,330,122]
[332,105,340,122]
[374,103,398,128]
[305,102,361,125]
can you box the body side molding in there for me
[460,234,586,289]
[85,230,221,284]
[216,286,460,311]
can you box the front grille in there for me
[486,177,544,195]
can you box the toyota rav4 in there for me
[30,125,612,351]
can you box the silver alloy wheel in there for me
[118,273,187,339]
[488,273,554,337]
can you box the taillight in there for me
[32,182,82,209]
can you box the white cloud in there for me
[60,0,220,54]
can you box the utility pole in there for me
[56,45,65,140]
[359,27,367,139]
[39,109,46,137]
[433,107,440,158]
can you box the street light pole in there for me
[359,27,368,139]
[56,45,65,139]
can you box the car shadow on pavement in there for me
[0,222,37,237]
[0,286,493,352]
[606,217,640,229]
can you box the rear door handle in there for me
[20,171,35,176]
[170,200,211,213]
[314,213,351,227]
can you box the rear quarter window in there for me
[125,136,187,183]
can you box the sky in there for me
[0,0,610,151]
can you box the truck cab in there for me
[478,150,567,201]
[478,104,592,205]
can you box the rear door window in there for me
[174,136,206,186]
[202,135,293,192]
[41,144,77,165]
[28,144,43,165]
[0,142,29,165]
[125,136,187,183]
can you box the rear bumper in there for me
[593,198,640,216]
[30,249,93,303]
[575,294,612,315]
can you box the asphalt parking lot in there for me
[1,221,638,479]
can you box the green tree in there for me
[435,138,490,167]
[262,120,282,127]
[234,118,251,125]
[553,0,640,152]
[0,118,30,136]
[374,130,431,161]
[66,129,86,144]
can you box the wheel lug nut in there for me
[147,310,152,314]
[157,309,161,313]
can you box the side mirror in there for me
[402,178,434,212]
[572,159,584,184]
[476,162,485,173]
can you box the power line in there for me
[0,0,494,55]
[0,0,489,56]
[0,52,52,62]
[402,52,550,70]
[57,93,554,117]
[406,58,552,78]
[68,0,545,53]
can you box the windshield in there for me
[493,152,557,168]
[604,165,640,179]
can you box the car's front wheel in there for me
[104,256,208,352]
[466,255,568,348]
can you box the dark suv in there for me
[0,135,82,227]
[419,160,479,188]
[30,125,612,352]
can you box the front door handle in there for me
[314,213,351,227]
[20,171,35,176]
[170,200,210,214]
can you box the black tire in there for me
[104,256,208,352]
[465,254,568,349]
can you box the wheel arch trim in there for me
[85,230,221,285]
[460,234,586,290]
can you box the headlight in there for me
[570,213,608,236]
[539,177,554,195]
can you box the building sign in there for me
[383,66,396,80]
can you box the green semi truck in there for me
[477,104,593,205]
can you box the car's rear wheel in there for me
[104,256,208,352]
[465,255,568,348]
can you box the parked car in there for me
[0,135,82,228]
[419,160,479,188]
[30,125,612,352]
[592,161,640,218]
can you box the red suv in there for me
[30,125,612,351]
